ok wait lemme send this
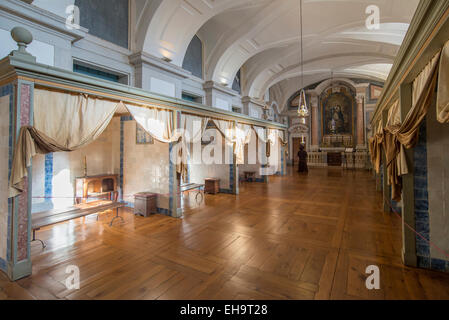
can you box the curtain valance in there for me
[437,40,449,123]
[277,130,288,147]
[10,88,283,197]
[181,114,210,144]
[235,124,252,164]
[212,119,235,145]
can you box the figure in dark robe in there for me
[297,144,308,173]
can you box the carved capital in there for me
[356,94,365,104]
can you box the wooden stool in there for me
[134,192,157,217]
[205,178,220,194]
[244,171,256,182]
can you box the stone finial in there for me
[10,26,36,63]
[11,27,33,52]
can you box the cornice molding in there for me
[241,96,266,108]
[204,80,239,97]
[129,51,192,79]
[0,54,286,130]
[0,0,87,42]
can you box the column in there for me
[356,92,366,149]
[231,121,239,195]
[169,111,182,218]
[10,79,34,280]
[310,95,319,151]
[399,82,417,267]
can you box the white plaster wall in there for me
[122,120,170,209]
[426,110,449,261]
[31,154,45,206]
[0,95,10,261]
[249,104,262,118]
[150,77,176,97]
[268,136,281,174]
[138,64,183,98]
[239,129,262,179]
[188,135,232,190]
[214,91,233,112]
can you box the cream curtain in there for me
[179,114,210,179]
[124,102,188,177]
[253,126,266,142]
[212,119,235,144]
[437,40,449,123]
[386,100,401,127]
[267,129,279,159]
[181,114,209,144]
[277,130,288,147]
[125,103,177,143]
[10,89,119,197]
[253,126,269,157]
[267,129,277,146]
[235,123,252,164]
[383,51,441,201]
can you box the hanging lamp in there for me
[297,0,309,119]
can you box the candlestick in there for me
[84,156,87,177]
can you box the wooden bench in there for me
[180,183,205,203]
[32,200,126,248]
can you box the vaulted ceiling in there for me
[135,0,419,113]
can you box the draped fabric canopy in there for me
[437,40,449,123]
[125,103,178,143]
[235,124,252,164]
[181,114,210,144]
[267,129,277,146]
[123,102,188,178]
[212,119,235,145]
[278,130,288,147]
[10,89,119,197]
[368,51,441,201]
[179,114,210,179]
[9,88,287,197]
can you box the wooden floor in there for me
[1,167,449,300]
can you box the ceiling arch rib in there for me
[138,0,262,66]
[270,75,372,115]
[203,0,417,87]
[250,53,393,100]
[243,38,398,98]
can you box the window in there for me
[182,93,203,104]
[182,35,203,79]
[73,62,129,84]
[232,69,241,94]
[232,106,242,113]
[75,0,129,48]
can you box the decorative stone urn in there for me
[9,26,36,63]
